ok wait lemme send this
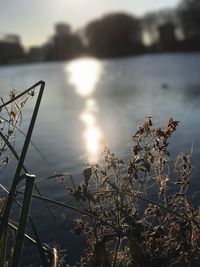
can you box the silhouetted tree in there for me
[142,9,177,46]
[142,13,159,45]
[158,23,177,51]
[84,13,143,58]
[178,0,200,40]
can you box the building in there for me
[46,23,83,61]
[55,23,71,36]
[0,34,25,64]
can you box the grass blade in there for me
[0,81,50,266]
[29,217,49,267]
[0,114,50,166]
[0,81,45,240]
[0,81,45,110]
[16,191,114,228]
[11,174,35,267]
[0,224,8,266]
[0,184,49,266]
[8,220,47,250]
[50,248,58,267]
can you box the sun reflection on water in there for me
[67,58,102,97]
[67,58,104,162]
[80,99,103,162]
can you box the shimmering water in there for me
[1,53,200,265]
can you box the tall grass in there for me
[0,83,199,267]
[0,81,51,266]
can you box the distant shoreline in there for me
[1,50,200,68]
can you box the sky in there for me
[0,0,180,48]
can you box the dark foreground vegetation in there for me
[0,83,200,266]
[0,0,200,65]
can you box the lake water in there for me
[1,53,200,265]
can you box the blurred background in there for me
[0,0,200,63]
[1,0,200,265]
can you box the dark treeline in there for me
[84,13,144,58]
[0,0,200,65]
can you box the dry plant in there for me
[1,84,199,267]
[0,82,57,267]
[64,117,200,267]
[0,88,35,168]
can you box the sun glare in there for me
[67,58,102,97]
[66,58,104,163]
[84,126,103,161]
[80,98,103,162]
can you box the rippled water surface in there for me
[1,53,200,264]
